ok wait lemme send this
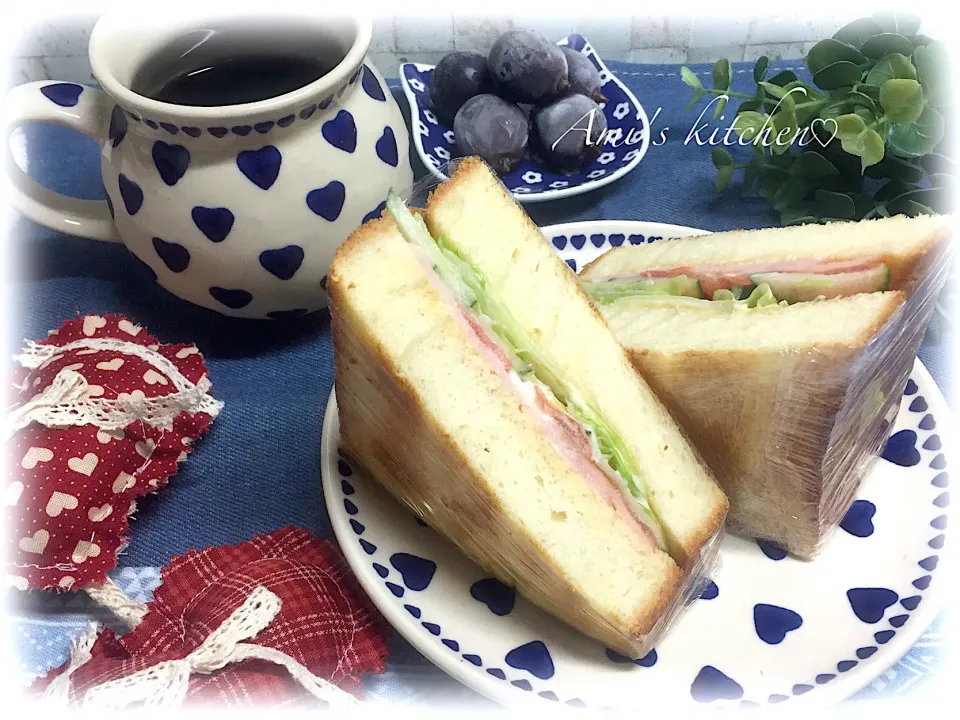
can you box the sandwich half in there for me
[580,214,952,559]
[329,158,728,656]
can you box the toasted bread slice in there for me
[423,157,729,567]
[328,215,683,656]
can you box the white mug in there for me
[2,11,412,318]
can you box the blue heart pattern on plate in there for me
[400,34,648,200]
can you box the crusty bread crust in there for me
[617,291,917,559]
[329,215,682,654]
[423,157,729,567]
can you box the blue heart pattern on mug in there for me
[209,286,253,310]
[306,181,346,222]
[118,174,143,215]
[151,237,190,273]
[376,127,399,167]
[259,245,305,280]
[322,110,357,153]
[152,141,190,186]
[362,65,386,102]
[108,105,127,148]
[191,206,235,243]
[40,82,83,107]
[236,146,282,190]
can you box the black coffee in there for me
[132,25,346,106]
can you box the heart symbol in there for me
[840,499,876,537]
[191,206,235,243]
[117,319,141,336]
[59,576,75,590]
[809,117,838,147]
[236,146,282,190]
[88,504,113,522]
[469,577,516,616]
[19,530,49,554]
[882,430,921,467]
[21,446,54,469]
[505,640,555,680]
[87,385,105,397]
[64,363,85,372]
[108,105,127,147]
[570,234,586,250]
[96,358,124,371]
[375,126,399,167]
[609,233,625,247]
[551,236,567,250]
[7,575,29,591]
[117,174,143,215]
[690,666,744,703]
[152,237,191,273]
[753,603,803,644]
[362,65,386,101]
[97,428,124,444]
[306,181,346,222]
[389,552,437,591]
[605,648,658,666]
[756,539,788,560]
[112,472,135,493]
[847,587,899,623]
[259,245,305,280]
[176,346,199,359]
[45,491,79,517]
[209,126,228,138]
[135,439,156,459]
[322,110,357,153]
[5,481,23,506]
[40,82,83,107]
[143,370,168,386]
[209,287,253,309]
[152,141,191,186]
[590,233,606,248]
[72,540,101,564]
[67,453,99,476]
[82,314,107,337]
[362,200,387,224]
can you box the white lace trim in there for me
[6,338,223,439]
[44,586,361,709]
[84,577,150,629]
[42,623,99,706]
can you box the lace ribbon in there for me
[6,338,223,439]
[43,586,361,710]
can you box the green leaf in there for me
[713,59,731,91]
[879,78,924,124]
[737,99,762,113]
[759,81,786,99]
[834,113,867,139]
[920,152,956,175]
[812,61,863,90]
[741,160,764,197]
[858,128,886,170]
[806,39,868,75]
[890,199,935,216]
[770,178,808,211]
[813,188,857,219]
[860,33,915,58]
[874,179,918,202]
[887,186,951,214]
[711,147,734,168]
[732,111,769,144]
[914,41,951,106]
[715,165,734,191]
[790,151,840,179]
[864,154,924,182]
[759,174,786,203]
[713,95,729,122]
[781,207,819,226]
[771,110,799,155]
[683,88,706,111]
[767,70,798,86]
[681,66,703,90]
[871,12,921,36]
[865,52,918,86]
[753,56,770,83]
[833,18,884,49]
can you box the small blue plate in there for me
[398,34,650,204]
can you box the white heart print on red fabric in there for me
[4,314,223,592]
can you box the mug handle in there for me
[2,81,120,242]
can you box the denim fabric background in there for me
[6,60,952,705]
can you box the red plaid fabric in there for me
[4,314,218,592]
[34,527,390,706]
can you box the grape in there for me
[487,29,568,104]
[561,47,605,103]
[533,94,607,171]
[430,52,493,123]
[453,94,529,175]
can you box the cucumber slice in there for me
[748,265,890,303]
[583,275,703,304]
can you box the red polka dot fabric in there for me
[5,314,219,592]
[32,527,390,706]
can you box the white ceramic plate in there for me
[321,221,950,710]
[398,34,650,203]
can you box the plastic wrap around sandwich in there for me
[328,157,729,657]
[580,214,953,560]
